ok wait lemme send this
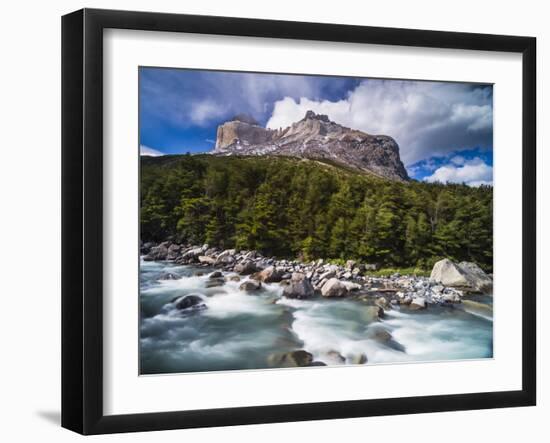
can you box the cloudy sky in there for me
[140,67,493,186]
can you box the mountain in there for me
[213,110,409,181]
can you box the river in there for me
[139,259,493,374]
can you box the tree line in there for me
[141,154,493,271]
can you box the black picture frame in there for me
[61,8,537,435]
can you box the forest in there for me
[140,154,493,271]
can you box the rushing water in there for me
[139,259,493,374]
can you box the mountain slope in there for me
[213,110,409,181]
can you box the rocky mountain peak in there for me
[213,112,409,181]
[230,113,260,126]
[303,110,331,123]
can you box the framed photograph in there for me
[62,8,536,435]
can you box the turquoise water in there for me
[139,259,493,374]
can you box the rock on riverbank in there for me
[142,241,493,309]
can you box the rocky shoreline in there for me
[141,241,493,312]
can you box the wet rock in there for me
[409,297,427,310]
[225,275,241,282]
[348,354,368,365]
[239,280,262,292]
[209,271,223,279]
[158,272,179,280]
[308,361,327,367]
[267,350,314,367]
[282,273,315,299]
[386,340,406,352]
[361,305,384,322]
[442,290,461,303]
[205,278,225,288]
[367,326,393,342]
[375,296,390,309]
[321,278,348,297]
[173,294,206,311]
[326,350,345,363]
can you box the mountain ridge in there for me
[212,110,409,181]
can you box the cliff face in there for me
[213,110,409,181]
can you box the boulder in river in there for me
[308,361,328,367]
[205,278,225,288]
[430,258,492,293]
[173,294,206,311]
[267,350,314,367]
[459,261,493,293]
[325,350,346,363]
[348,353,368,365]
[367,326,393,342]
[209,271,223,279]
[375,296,390,309]
[409,297,427,310]
[360,305,384,322]
[158,272,179,280]
[321,278,348,297]
[282,272,315,299]
[239,280,262,292]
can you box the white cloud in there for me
[140,145,164,156]
[424,157,493,186]
[265,80,492,165]
[143,70,331,129]
[190,100,228,126]
[450,155,466,165]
